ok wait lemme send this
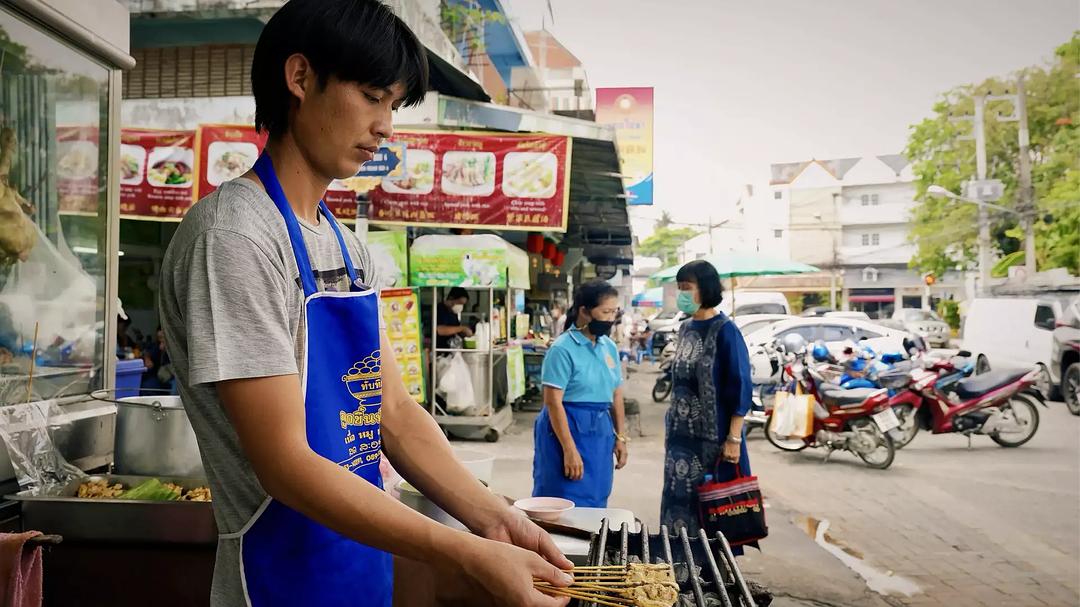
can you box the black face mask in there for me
[587,319,615,338]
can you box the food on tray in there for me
[77,479,125,499]
[120,153,141,181]
[213,151,251,182]
[502,152,557,199]
[148,159,193,187]
[75,477,212,502]
[182,486,212,502]
[391,162,433,191]
[0,128,36,263]
[536,563,679,607]
[441,152,495,195]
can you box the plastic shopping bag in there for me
[436,353,475,414]
[770,388,815,438]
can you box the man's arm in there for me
[217,373,572,606]
[379,334,569,567]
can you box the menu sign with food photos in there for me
[57,126,101,214]
[379,288,425,404]
[118,129,195,219]
[368,131,572,232]
[195,124,358,220]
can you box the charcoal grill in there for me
[574,519,771,607]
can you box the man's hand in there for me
[456,537,572,607]
[476,507,574,571]
[461,326,474,337]
[562,444,584,481]
[614,440,629,470]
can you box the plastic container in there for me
[114,358,146,399]
[452,447,495,485]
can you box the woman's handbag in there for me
[697,463,768,546]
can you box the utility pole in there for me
[1015,75,1037,277]
[973,96,992,296]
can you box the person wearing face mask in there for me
[660,260,756,555]
[436,287,473,350]
[533,281,630,508]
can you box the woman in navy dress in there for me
[660,260,755,554]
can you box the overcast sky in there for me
[504,0,1079,237]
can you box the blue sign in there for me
[358,143,406,178]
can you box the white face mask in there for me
[452,304,465,315]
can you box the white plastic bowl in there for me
[514,497,575,521]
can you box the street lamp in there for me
[927,184,1034,288]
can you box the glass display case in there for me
[0,2,126,404]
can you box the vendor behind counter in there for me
[434,287,472,350]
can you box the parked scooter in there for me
[887,351,974,448]
[764,335,899,469]
[652,341,677,402]
[899,357,1044,448]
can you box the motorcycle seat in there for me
[954,368,1030,400]
[821,387,879,408]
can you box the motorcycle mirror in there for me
[957,350,971,358]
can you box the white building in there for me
[518,30,592,116]
[769,155,962,318]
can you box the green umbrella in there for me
[650,252,819,282]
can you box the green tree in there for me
[638,225,700,267]
[906,32,1080,277]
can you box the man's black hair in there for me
[252,0,429,138]
[676,260,724,309]
[447,287,469,302]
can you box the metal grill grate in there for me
[575,519,770,607]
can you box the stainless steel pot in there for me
[114,396,205,478]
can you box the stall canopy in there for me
[631,287,662,308]
[409,234,530,289]
[651,252,820,282]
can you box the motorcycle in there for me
[764,335,898,469]
[900,358,1044,448]
[886,351,974,448]
[651,341,677,402]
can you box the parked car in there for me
[962,296,1072,398]
[648,310,687,333]
[734,313,792,337]
[1051,295,1080,414]
[721,291,792,316]
[889,308,951,348]
[743,317,911,357]
[824,311,870,321]
[800,306,833,317]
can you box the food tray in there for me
[5,474,217,544]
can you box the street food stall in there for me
[410,234,528,442]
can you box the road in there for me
[465,362,1080,607]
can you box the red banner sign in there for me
[368,131,571,231]
[118,128,195,219]
[57,126,101,214]
[193,124,356,220]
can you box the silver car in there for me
[891,308,951,348]
[1052,295,1080,415]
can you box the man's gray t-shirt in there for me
[158,178,380,606]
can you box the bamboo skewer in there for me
[25,321,38,403]
[536,586,634,607]
[534,563,680,607]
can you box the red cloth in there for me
[0,532,43,607]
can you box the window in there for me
[871,194,880,205]
[773,191,783,200]
[821,325,856,342]
[1034,305,1056,331]
[864,233,881,246]
[856,328,883,340]
[860,194,869,206]
[0,5,112,399]
[779,327,817,342]
[861,234,870,246]
[862,267,879,282]
[774,229,783,238]
[737,303,788,316]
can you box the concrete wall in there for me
[787,186,840,267]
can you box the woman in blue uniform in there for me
[660,260,756,554]
[533,281,630,507]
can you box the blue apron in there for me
[226,155,392,607]
[532,401,615,508]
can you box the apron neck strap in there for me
[252,154,358,297]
